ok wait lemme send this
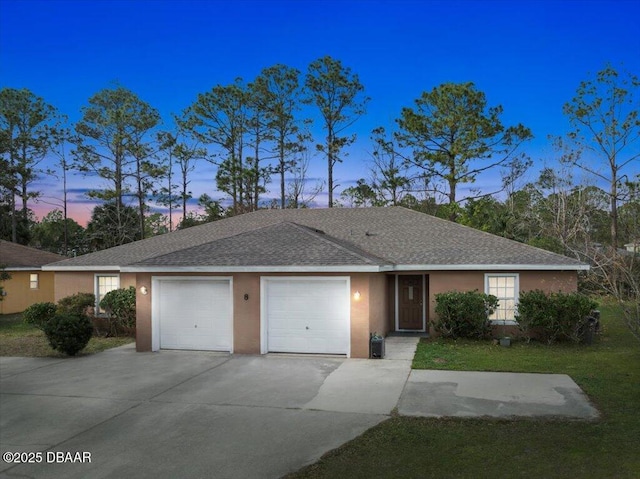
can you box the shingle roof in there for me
[45,207,587,271]
[0,240,64,269]
[135,222,387,267]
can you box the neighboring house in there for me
[44,207,588,358]
[0,240,64,314]
[624,242,639,254]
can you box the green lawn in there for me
[288,303,640,479]
[0,313,134,357]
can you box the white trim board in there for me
[43,265,121,272]
[44,262,589,273]
[123,265,380,273]
[383,264,589,272]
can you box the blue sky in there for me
[1,0,639,223]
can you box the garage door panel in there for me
[265,278,349,355]
[156,278,232,352]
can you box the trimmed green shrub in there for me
[43,313,93,356]
[433,290,498,339]
[514,290,555,342]
[22,302,57,330]
[57,292,95,317]
[99,286,136,334]
[553,292,599,343]
[516,290,598,344]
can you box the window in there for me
[95,274,119,315]
[485,274,519,323]
[30,273,39,289]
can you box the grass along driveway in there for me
[288,303,640,479]
[0,313,134,357]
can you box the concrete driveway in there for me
[399,369,599,419]
[0,344,410,479]
[0,336,599,478]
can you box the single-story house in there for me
[43,207,588,358]
[0,240,63,314]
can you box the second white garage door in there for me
[262,277,350,355]
[153,277,232,352]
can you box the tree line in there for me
[0,63,637,249]
[1,56,372,249]
[1,61,637,253]
[1,60,638,335]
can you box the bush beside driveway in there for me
[0,313,133,357]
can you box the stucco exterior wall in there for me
[426,270,579,334]
[132,271,381,358]
[62,268,579,356]
[427,271,484,328]
[349,273,369,358]
[54,271,97,302]
[0,271,55,314]
[119,273,136,289]
[519,270,577,293]
[368,273,389,337]
[233,273,260,354]
[136,273,152,352]
[54,271,135,303]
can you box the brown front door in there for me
[398,275,424,330]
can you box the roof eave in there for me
[42,263,590,273]
[121,265,383,273]
[42,265,122,272]
[4,267,45,271]
[383,264,590,271]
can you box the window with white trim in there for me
[30,273,39,289]
[485,274,519,322]
[95,275,119,315]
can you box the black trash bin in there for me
[591,309,601,333]
[584,315,598,345]
[370,333,385,359]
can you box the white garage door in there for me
[263,277,350,355]
[153,278,232,351]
